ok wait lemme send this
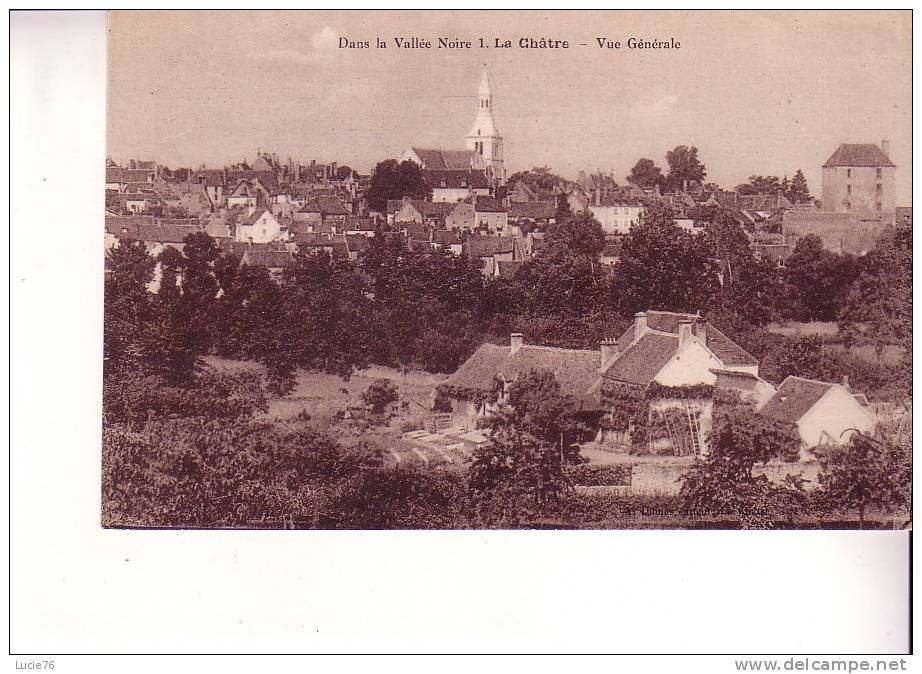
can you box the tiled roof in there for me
[432,229,462,246]
[510,201,557,220]
[446,342,601,401]
[226,170,278,191]
[497,260,525,279]
[759,376,832,423]
[293,232,334,247]
[241,249,296,269]
[105,168,123,183]
[344,216,375,231]
[425,169,489,190]
[823,144,894,168]
[131,223,201,243]
[466,194,507,213]
[191,170,225,187]
[345,234,370,254]
[704,324,759,367]
[411,147,473,171]
[317,195,349,216]
[464,234,515,258]
[240,208,271,227]
[602,332,679,386]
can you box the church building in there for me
[400,68,506,188]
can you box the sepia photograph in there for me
[9,7,914,661]
[100,10,912,532]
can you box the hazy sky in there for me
[108,10,912,203]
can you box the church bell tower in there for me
[466,68,505,186]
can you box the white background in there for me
[7,10,914,663]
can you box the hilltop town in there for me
[103,69,911,530]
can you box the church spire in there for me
[466,66,505,186]
[468,66,497,138]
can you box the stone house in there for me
[446,195,508,234]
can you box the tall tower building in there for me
[821,140,895,216]
[465,68,505,186]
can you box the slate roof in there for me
[823,144,895,168]
[411,147,473,171]
[464,235,515,258]
[759,376,833,423]
[446,342,601,401]
[510,201,557,220]
[298,199,322,214]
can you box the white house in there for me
[235,208,284,244]
[758,376,877,458]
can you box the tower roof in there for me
[468,67,498,138]
[823,143,895,168]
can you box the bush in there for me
[361,379,399,414]
[102,368,267,425]
[565,464,631,487]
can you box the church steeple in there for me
[466,67,505,185]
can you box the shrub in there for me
[361,379,399,414]
[565,463,631,487]
[102,368,267,425]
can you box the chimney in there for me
[600,338,619,371]
[595,188,601,207]
[678,320,693,346]
[692,318,708,347]
[633,312,648,342]
[510,333,524,354]
[881,138,890,159]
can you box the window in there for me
[847,184,852,195]
[877,168,883,178]
[876,202,882,211]
[847,169,852,178]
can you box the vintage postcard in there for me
[102,10,911,531]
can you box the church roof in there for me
[411,147,473,171]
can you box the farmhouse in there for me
[440,333,601,430]
[758,376,877,458]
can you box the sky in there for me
[108,10,912,204]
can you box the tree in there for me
[147,233,221,385]
[365,159,430,212]
[785,169,812,204]
[736,175,783,195]
[103,240,156,379]
[545,210,605,258]
[506,370,586,464]
[784,235,861,321]
[680,399,805,528]
[664,145,706,192]
[361,379,399,415]
[816,433,910,528]
[611,206,721,315]
[626,158,664,190]
[506,166,566,193]
[469,412,567,525]
[839,221,911,359]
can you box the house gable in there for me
[653,338,725,387]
